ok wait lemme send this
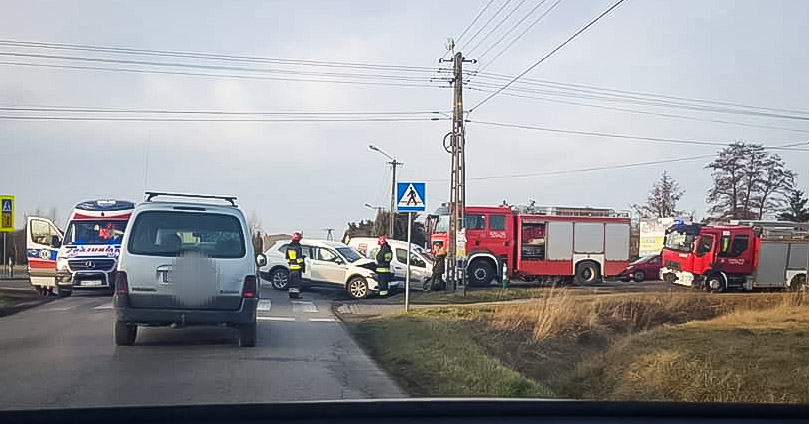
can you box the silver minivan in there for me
[113,193,265,347]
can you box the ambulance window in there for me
[490,215,506,231]
[730,235,750,257]
[30,220,51,245]
[465,214,485,230]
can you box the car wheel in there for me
[114,321,137,346]
[574,261,601,285]
[57,286,72,298]
[632,270,646,283]
[269,268,289,290]
[238,322,257,347]
[347,277,369,300]
[468,260,495,286]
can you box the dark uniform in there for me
[375,240,393,296]
[286,239,305,299]
[431,248,446,291]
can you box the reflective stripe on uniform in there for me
[377,267,390,273]
[288,251,297,259]
[290,265,302,270]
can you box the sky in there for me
[1,0,808,237]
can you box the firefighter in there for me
[375,235,393,297]
[431,247,446,291]
[286,232,305,299]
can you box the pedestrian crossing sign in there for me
[396,182,426,212]
[0,195,13,232]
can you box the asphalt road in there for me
[0,283,404,410]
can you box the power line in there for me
[477,0,564,72]
[0,61,438,89]
[455,0,497,46]
[466,87,809,134]
[0,106,447,116]
[476,0,550,61]
[469,0,628,112]
[458,0,514,52]
[0,39,438,73]
[467,119,809,152]
[0,115,448,123]
[466,0,529,56]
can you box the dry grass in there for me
[350,288,809,402]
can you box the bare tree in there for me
[632,171,684,218]
[706,142,794,219]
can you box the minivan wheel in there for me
[347,277,369,299]
[114,321,137,346]
[270,268,290,290]
[238,322,257,347]
[632,270,646,283]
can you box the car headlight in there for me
[57,258,69,271]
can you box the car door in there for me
[394,248,429,288]
[310,246,347,288]
[26,217,63,287]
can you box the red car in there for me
[618,254,661,282]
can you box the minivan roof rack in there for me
[144,192,237,206]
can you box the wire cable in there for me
[458,0,514,53]
[466,0,529,56]
[469,0,628,112]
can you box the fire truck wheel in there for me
[789,275,806,291]
[706,274,725,292]
[468,260,495,286]
[574,261,601,285]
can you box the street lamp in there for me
[368,144,403,238]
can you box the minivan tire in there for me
[238,323,257,347]
[269,268,290,290]
[574,261,601,285]
[347,277,369,299]
[56,287,72,298]
[114,321,137,346]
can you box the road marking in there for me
[41,306,73,312]
[257,316,295,322]
[291,300,318,313]
[257,299,272,312]
[93,303,113,310]
[308,318,337,322]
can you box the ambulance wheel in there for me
[114,321,137,346]
[269,268,289,290]
[574,261,601,285]
[706,274,725,293]
[468,260,495,286]
[57,287,72,298]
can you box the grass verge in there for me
[348,290,809,402]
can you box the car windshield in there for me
[336,246,363,263]
[7,0,809,413]
[64,220,127,245]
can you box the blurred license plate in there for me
[81,280,103,287]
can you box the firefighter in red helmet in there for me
[375,235,393,297]
[286,232,305,299]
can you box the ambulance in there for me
[27,199,135,297]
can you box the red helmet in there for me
[291,232,302,242]
[377,235,387,246]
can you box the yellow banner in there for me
[0,195,13,232]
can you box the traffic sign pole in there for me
[405,212,412,312]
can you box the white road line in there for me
[308,318,338,322]
[41,306,73,312]
[257,316,295,322]
[93,303,113,310]
[257,299,272,312]
[291,301,318,313]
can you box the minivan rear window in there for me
[128,211,246,258]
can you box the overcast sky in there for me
[2,0,808,237]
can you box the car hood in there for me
[350,258,377,271]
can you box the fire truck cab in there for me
[660,221,809,291]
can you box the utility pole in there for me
[389,158,402,238]
[440,45,475,291]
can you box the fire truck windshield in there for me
[664,230,695,253]
[435,215,449,233]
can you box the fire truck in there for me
[429,204,632,285]
[660,221,809,291]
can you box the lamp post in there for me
[368,145,402,239]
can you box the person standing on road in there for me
[431,247,446,291]
[286,232,305,299]
[375,235,393,297]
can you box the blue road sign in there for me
[396,182,426,212]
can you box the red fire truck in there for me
[660,221,809,291]
[429,204,632,285]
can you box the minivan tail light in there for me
[115,272,129,294]
[243,275,257,298]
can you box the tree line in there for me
[634,141,808,222]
